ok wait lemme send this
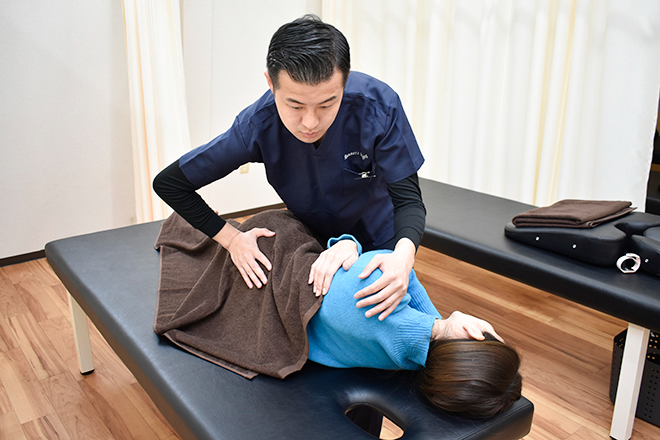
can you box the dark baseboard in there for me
[0,204,287,268]
[0,249,46,267]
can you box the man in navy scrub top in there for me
[154,15,426,321]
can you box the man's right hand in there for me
[214,222,275,289]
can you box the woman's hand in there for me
[432,311,504,342]
[353,238,416,321]
[308,239,359,297]
[215,222,275,289]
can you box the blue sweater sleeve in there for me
[406,269,442,319]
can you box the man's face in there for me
[266,68,345,144]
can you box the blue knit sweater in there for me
[307,247,442,370]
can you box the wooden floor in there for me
[0,246,659,439]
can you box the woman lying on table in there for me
[154,210,522,420]
[307,235,522,420]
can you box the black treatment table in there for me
[45,219,534,440]
[419,178,660,440]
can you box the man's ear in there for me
[265,71,275,94]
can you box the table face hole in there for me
[345,405,404,439]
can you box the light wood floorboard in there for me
[0,246,658,439]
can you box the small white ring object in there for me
[616,253,641,274]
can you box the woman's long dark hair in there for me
[417,334,522,419]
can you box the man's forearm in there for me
[153,160,226,237]
[213,221,241,248]
[387,174,426,250]
[394,237,416,262]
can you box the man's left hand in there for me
[309,239,359,297]
[354,238,416,320]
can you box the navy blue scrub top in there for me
[179,72,424,250]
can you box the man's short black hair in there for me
[267,14,350,89]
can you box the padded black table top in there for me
[45,220,533,440]
[419,178,660,332]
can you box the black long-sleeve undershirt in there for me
[153,160,227,237]
[153,160,426,249]
[387,173,426,250]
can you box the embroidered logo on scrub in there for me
[344,151,374,179]
[344,151,369,161]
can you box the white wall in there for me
[182,0,321,215]
[1,1,135,259]
[0,1,322,259]
[3,1,655,260]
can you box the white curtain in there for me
[122,0,191,222]
[323,0,660,209]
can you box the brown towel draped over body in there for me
[153,210,324,379]
[512,199,635,228]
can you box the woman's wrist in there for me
[431,319,445,341]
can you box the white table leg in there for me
[68,292,95,374]
[610,323,650,440]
